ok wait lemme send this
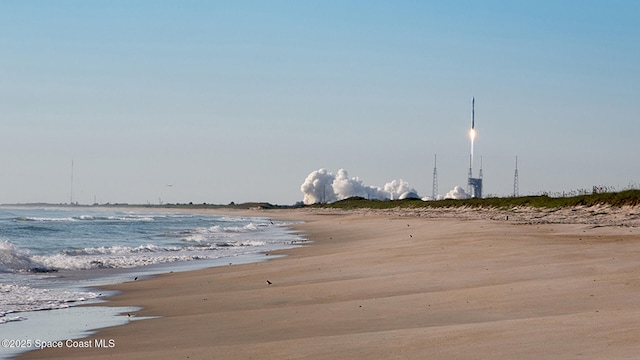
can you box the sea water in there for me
[0,207,303,357]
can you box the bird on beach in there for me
[266,280,272,285]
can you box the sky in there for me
[1,1,639,205]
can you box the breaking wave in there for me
[0,240,49,273]
[0,208,306,328]
[14,214,156,222]
[0,283,99,324]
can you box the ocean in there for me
[0,207,303,358]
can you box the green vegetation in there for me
[144,202,286,210]
[311,189,640,210]
[8,190,640,211]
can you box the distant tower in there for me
[513,156,519,197]
[432,154,438,199]
[467,155,483,198]
[467,154,473,195]
[70,160,74,205]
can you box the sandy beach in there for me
[19,206,640,359]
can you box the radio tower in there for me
[467,154,472,195]
[513,156,519,197]
[70,160,74,205]
[432,154,438,199]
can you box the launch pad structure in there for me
[468,154,483,198]
[431,98,520,199]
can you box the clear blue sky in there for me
[1,1,639,204]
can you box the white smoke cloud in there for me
[300,169,420,205]
[300,169,337,205]
[444,186,471,200]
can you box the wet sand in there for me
[20,207,640,359]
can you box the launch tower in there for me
[432,154,438,199]
[513,156,519,197]
[468,158,483,198]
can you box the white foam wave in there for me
[3,239,273,272]
[0,240,49,273]
[209,223,265,233]
[61,244,181,256]
[0,283,99,323]
[33,253,208,270]
[0,315,28,324]
[14,215,155,222]
[217,216,261,223]
[1,241,207,272]
[2,216,282,273]
[16,216,77,222]
[181,222,267,244]
[214,240,266,247]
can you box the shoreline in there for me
[1,208,300,359]
[18,207,640,359]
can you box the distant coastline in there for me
[4,188,640,211]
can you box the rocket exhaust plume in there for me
[300,169,419,204]
[469,97,476,164]
[300,169,471,202]
[469,128,476,158]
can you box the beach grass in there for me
[314,189,640,210]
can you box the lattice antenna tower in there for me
[467,154,473,195]
[432,154,438,199]
[513,156,519,197]
[70,160,74,205]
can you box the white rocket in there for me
[471,97,475,129]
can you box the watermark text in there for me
[2,338,116,350]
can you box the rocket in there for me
[471,97,475,129]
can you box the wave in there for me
[30,242,264,270]
[61,244,182,256]
[0,283,99,323]
[34,248,206,270]
[15,216,77,222]
[1,240,184,272]
[13,215,156,222]
[181,222,268,242]
[209,222,266,233]
[0,240,49,273]
[0,314,28,324]
[214,240,266,247]
[33,253,210,270]
[2,239,272,273]
[0,210,305,329]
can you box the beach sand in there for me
[20,207,640,359]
